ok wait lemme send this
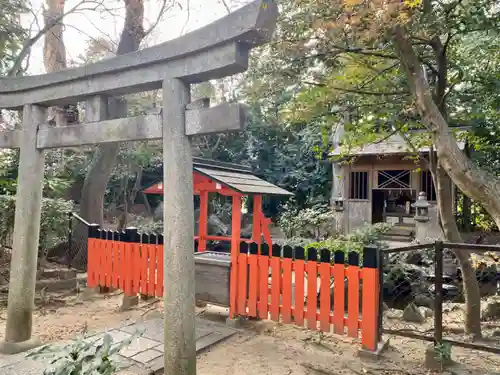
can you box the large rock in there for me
[402,302,425,323]
[413,293,435,309]
[403,250,424,265]
[428,283,461,302]
[419,306,434,318]
[155,203,252,237]
[385,308,403,319]
[383,263,431,308]
[481,297,500,321]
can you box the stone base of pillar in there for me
[97,286,113,294]
[195,300,207,307]
[225,316,245,328]
[332,210,345,235]
[0,337,41,354]
[140,293,154,301]
[120,295,139,311]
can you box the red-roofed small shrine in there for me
[143,158,292,253]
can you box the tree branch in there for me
[392,24,500,228]
[144,0,175,37]
[218,0,231,14]
[302,81,408,96]
[8,0,106,76]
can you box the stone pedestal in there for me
[332,208,345,235]
[413,192,443,242]
[415,205,443,242]
[121,295,139,311]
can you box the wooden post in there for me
[0,105,47,354]
[252,195,262,253]
[162,78,196,375]
[229,195,242,318]
[199,190,208,251]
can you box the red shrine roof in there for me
[143,158,293,196]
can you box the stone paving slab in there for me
[0,317,237,375]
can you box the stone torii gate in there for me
[0,0,278,373]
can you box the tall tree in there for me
[79,0,146,225]
[243,0,500,337]
[43,0,69,127]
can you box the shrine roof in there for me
[144,158,293,196]
[329,131,466,156]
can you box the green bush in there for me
[0,195,73,250]
[305,222,391,253]
[279,223,391,262]
[27,328,143,375]
[127,214,163,234]
[278,202,335,239]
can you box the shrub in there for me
[276,223,391,262]
[27,328,143,375]
[304,222,392,259]
[275,237,314,248]
[127,214,163,234]
[0,195,73,251]
[278,202,335,239]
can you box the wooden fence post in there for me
[361,246,380,351]
[87,224,100,287]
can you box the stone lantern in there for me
[413,191,430,222]
[333,198,344,212]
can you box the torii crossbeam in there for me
[0,2,278,374]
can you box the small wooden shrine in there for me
[143,158,293,252]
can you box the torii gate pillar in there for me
[162,78,196,374]
[0,1,278,371]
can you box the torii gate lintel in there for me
[0,3,279,375]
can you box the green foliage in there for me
[278,200,335,239]
[279,223,390,263]
[0,195,73,250]
[275,237,314,248]
[0,0,28,74]
[305,223,392,255]
[27,329,143,375]
[0,149,78,198]
[193,104,332,218]
[127,214,163,234]
[434,342,452,363]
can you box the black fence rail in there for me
[44,212,90,271]
[66,213,91,270]
[380,241,500,355]
[0,230,13,249]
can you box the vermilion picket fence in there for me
[232,243,380,351]
[87,226,166,297]
[87,225,381,351]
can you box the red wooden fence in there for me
[87,225,381,351]
[231,243,381,351]
[87,227,165,298]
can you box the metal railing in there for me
[380,241,500,355]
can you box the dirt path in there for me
[199,320,500,375]
[0,292,151,342]
[0,293,498,375]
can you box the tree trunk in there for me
[393,26,483,338]
[39,0,67,268]
[435,158,482,338]
[44,0,68,126]
[79,0,145,225]
[462,142,472,232]
[392,26,500,229]
[117,167,143,230]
